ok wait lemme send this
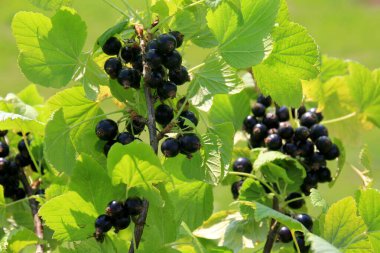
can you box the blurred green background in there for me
[0,0,379,213]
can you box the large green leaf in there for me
[0,111,44,135]
[12,8,87,88]
[307,233,340,253]
[6,228,38,253]
[28,0,72,11]
[17,84,44,106]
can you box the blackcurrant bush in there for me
[294,213,313,231]
[300,112,318,128]
[155,104,174,126]
[231,180,244,200]
[251,103,266,117]
[178,133,201,155]
[145,49,162,69]
[297,140,315,157]
[0,130,8,137]
[161,138,180,157]
[309,108,323,122]
[117,68,141,89]
[126,116,146,135]
[276,106,290,122]
[95,214,113,233]
[317,167,332,183]
[104,57,122,79]
[103,140,117,157]
[251,123,268,141]
[157,81,177,99]
[278,226,292,243]
[120,46,133,63]
[0,141,10,158]
[162,50,182,70]
[285,192,305,209]
[156,34,177,55]
[124,197,144,216]
[278,122,294,140]
[169,66,190,85]
[315,136,332,154]
[95,119,118,141]
[265,134,282,150]
[232,157,253,174]
[116,132,135,145]
[257,94,272,107]
[18,139,31,158]
[178,111,198,129]
[309,124,328,141]
[102,37,122,55]
[324,144,340,160]
[282,142,298,157]
[243,115,257,134]
[293,235,310,253]
[145,70,164,88]
[294,126,310,142]
[113,216,131,233]
[263,113,279,129]
[169,31,184,48]
[106,200,124,217]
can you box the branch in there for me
[263,196,280,253]
[128,200,149,253]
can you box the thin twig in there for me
[263,197,280,253]
[128,200,149,253]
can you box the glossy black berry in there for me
[155,104,174,126]
[305,152,326,170]
[161,138,180,157]
[0,158,10,173]
[294,126,310,142]
[116,132,135,145]
[315,136,332,154]
[324,144,340,160]
[278,122,294,140]
[265,134,282,150]
[104,57,122,79]
[126,116,146,135]
[232,157,253,174]
[257,94,272,107]
[263,113,279,129]
[145,70,164,88]
[300,112,318,128]
[95,119,118,141]
[8,161,19,175]
[178,133,201,155]
[145,49,162,69]
[131,54,143,72]
[276,106,290,122]
[231,180,244,199]
[178,111,198,129]
[283,142,298,157]
[117,68,141,89]
[317,167,332,183]
[157,34,177,55]
[285,192,305,209]
[309,108,323,122]
[124,197,144,216]
[309,124,328,141]
[294,213,313,231]
[249,138,262,149]
[176,97,190,112]
[102,37,122,55]
[157,81,177,99]
[268,128,278,135]
[15,154,31,167]
[278,226,292,243]
[251,123,268,141]
[162,50,182,70]
[169,66,190,85]
[293,235,310,253]
[18,139,31,158]
[106,200,124,217]
[120,46,133,63]
[95,214,113,233]
[243,115,257,134]
[300,183,314,196]
[303,171,318,187]
[103,140,117,156]
[297,140,315,157]
[113,216,131,232]
[251,103,266,117]
[147,39,158,51]
[169,31,184,48]
[0,130,8,137]
[0,141,9,158]
[297,105,307,119]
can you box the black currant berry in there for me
[297,105,307,119]
[265,134,282,150]
[0,141,10,158]
[145,70,164,88]
[104,58,122,79]
[283,142,298,157]
[263,113,279,129]
[176,97,190,112]
[231,180,244,200]
[157,81,177,99]
[131,54,143,73]
[156,34,177,55]
[147,39,158,51]
[8,161,19,175]
[285,192,305,209]
[251,123,268,141]
[300,112,318,128]
[102,37,122,56]
[117,68,141,89]
[268,128,278,135]
[317,167,332,183]
[300,183,314,196]
[294,213,313,231]
[0,157,10,173]
[276,106,290,122]
[113,216,131,233]
[155,104,174,126]
[116,132,135,145]
[305,152,326,170]
[278,122,294,140]
[18,139,31,158]
[124,197,144,216]
[145,49,162,69]
[324,144,340,160]
[251,103,266,117]
[106,200,124,217]
[126,116,146,135]
[169,31,184,48]
[257,94,272,107]
[297,140,315,157]
[315,136,332,154]
[309,108,323,122]
[162,50,182,70]
[178,111,198,129]
[293,235,310,253]
[95,214,113,233]
[309,124,328,141]
[249,138,263,149]
[278,226,292,243]
[232,157,253,174]
[161,138,180,158]
[178,133,201,155]
[95,119,118,141]
[303,171,318,187]
[169,66,190,85]
[294,126,310,142]
[120,46,133,63]
[0,130,8,137]
[243,115,257,134]
[103,140,117,156]
[15,154,31,167]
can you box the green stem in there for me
[102,0,129,17]
[188,62,205,73]
[321,112,357,125]
[120,0,145,24]
[22,133,40,174]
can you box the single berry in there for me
[276,106,290,122]
[102,37,122,55]
[251,123,268,141]
[161,138,180,157]
[251,103,266,117]
[309,108,323,122]
[145,49,163,69]
[249,138,262,149]
[124,197,144,216]
[126,116,146,135]
[263,113,279,129]
[157,81,177,99]
[116,132,135,145]
[278,122,294,140]
[178,111,198,129]
[147,39,158,51]
[278,226,292,243]
[103,140,117,156]
[232,157,253,174]
[95,119,118,141]
[178,133,201,155]
[131,54,143,72]
[176,97,190,112]
[0,157,10,173]
[169,31,184,48]
[169,66,190,85]
[300,112,318,128]
[324,144,340,160]
[231,180,244,200]
[303,171,318,187]
[317,167,332,183]
[18,139,31,158]
[156,34,177,55]
[294,214,313,231]
[309,124,328,141]
[257,94,272,107]
[145,70,164,88]
[95,214,113,233]
[300,183,314,196]
[7,161,19,176]
[162,50,182,70]
[315,136,332,154]
[293,235,310,253]
[297,105,307,119]
[120,46,134,63]
[104,57,122,79]
[294,126,310,142]
[265,134,282,150]
[15,153,31,167]
[305,152,326,170]
[297,140,315,157]
[285,192,305,209]
[0,130,8,137]
[155,104,174,126]
[0,141,10,158]
[243,115,257,134]
[282,142,298,157]
[106,200,124,217]
[117,68,141,89]
[113,216,131,233]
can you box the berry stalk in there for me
[263,197,280,253]
[128,200,149,253]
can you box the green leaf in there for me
[96,20,129,49]
[319,56,349,83]
[359,144,372,171]
[27,0,72,11]
[358,188,380,252]
[6,227,38,253]
[107,142,169,187]
[39,191,98,241]
[329,137,345,187]
[209,0,280,68]
[12,8,87,88]
[309,189,328,211]
[0,111,44,135]
[253,22,320,106]
[44,109,76,175]
[0,186,5,226]
[322,197,372,252]
[17,84,44,106]
[189,54,247,111]
[307,233,340,253]
[239,179,266,203]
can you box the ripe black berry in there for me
[309,108,323,122]
[161,138,180,157]
[231,180,244,199]
[0,141,10,158]
[176,97,190,112]
[251,123,268,141]
[178,111,198,129]
[117,68,141,89]
[155,104,174,126]
[276,106,290,122]
[278,122,294,140]
[257,94,272,107]
[131,54,143,72]
[317,167,332,183]
[324,144,340,160]
[285,192,305,209]
[283,142,298,157]
[243,115,257,134]
[15,154,31,167]
[0,157,10,173]
[102,37,122,55]
[297,105,307,119]
[104,58,122,79]
[315,136,332,154]
[18,139,31,158]
[106,200,124,217]
[293,235,310,253]
[268,128,278,135]
[162,50,182,70]
[265,134,282,150]
[169,66,190,85]
[305,152,326,170]
[113,216,131,233]
[278,226,292,243]
[124,197,144,216]
[95,119,118,141]
[116,132,135,145]
[157,81,177,99]
[297,140,315,157]
[232,157,253,174]
[251,103,266,117]
[0,130,8,137]
[156,34,177,55]
[145,49,162,69]
[147,39,158,51]
[309,124,328,141]
[126,116,146,135]
[303,171,318,187]
[95,214,113,233]
[178,133,201,155]
[294,213,313,231]
[300,112,318,128]
[103,140,116,156]
[263,113,279,129]
[169,31,184,48]
[294,126,310,142]
[8,161,19,175]
[300,183,314,196]
[120,46,133,63]
[145,70,164,88]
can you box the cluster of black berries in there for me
[278,213,312,252]
[94,197,143,242]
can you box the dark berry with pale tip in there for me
[124,197,144,216]
[157,34,177,55]
[276,106,290,122]
[278,122,294,140]
[265,134,282,150]
[178,133,201,155]
[145,49,162,69]
[155,104,174,126]
[251,123,268,141]
[268,128,278,135]
[316,136,332,154]
[157,81,177,99]
[116,132,135,145]
[232,157,253,174]
[113,216,131,232]
[102,37,122,55]
[162,50,182,70]
[310,124,328,141]
[0,141,9,158]
[169,66,190,85]
[317,167,332,183]
[263,113,279,129]
[104,58,122,79]
[257,94,272,107]
[103,140,117,156]
[309,108,323,122]
[178,111,198,129]
[300,112,318,128]
[294,213,313,231]
[126,116,146,135]
[243,115,257,134]
[169,31,184,48]
[117,68,141,89]
[324,144,340,160]
[294,126,310,142]
[145,70,164,88]
[251,103,266,117]
[285,192,305,209]
[231,180,244,199]
[95,119,118,141]
[106,200,124,217]
[95,214,113,233]
[161,138,180,157]
[177,97,190,112]
[278,226,292,243]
